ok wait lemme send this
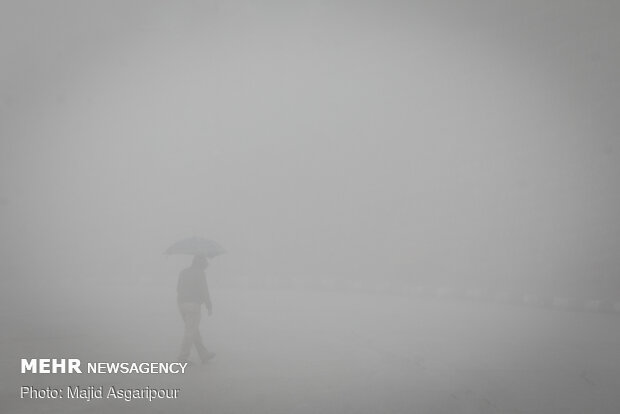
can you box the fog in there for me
[1,1,620,413]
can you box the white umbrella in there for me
[164,237,226,258]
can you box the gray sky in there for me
[1,1,619,291]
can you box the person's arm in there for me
[202,276,212,315]
[176,271,185,301]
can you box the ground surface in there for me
[2,282,620,414]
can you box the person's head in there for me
[191,255,208,270]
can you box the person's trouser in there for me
[177,302,209,362]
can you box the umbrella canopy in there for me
[164,237,226,258]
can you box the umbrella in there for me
[164,237,226,258]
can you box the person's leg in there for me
[188,305,216,362]
[191,309,211,362]
[177,302,200,362]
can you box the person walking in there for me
[177,255,216,364]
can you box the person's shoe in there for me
[201,352,216,364]
[177,359,194,367]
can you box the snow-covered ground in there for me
[2,280,620,414]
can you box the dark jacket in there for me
[177,266,211,306]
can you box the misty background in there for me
[2,2,620,413]
[1,1,619,299]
